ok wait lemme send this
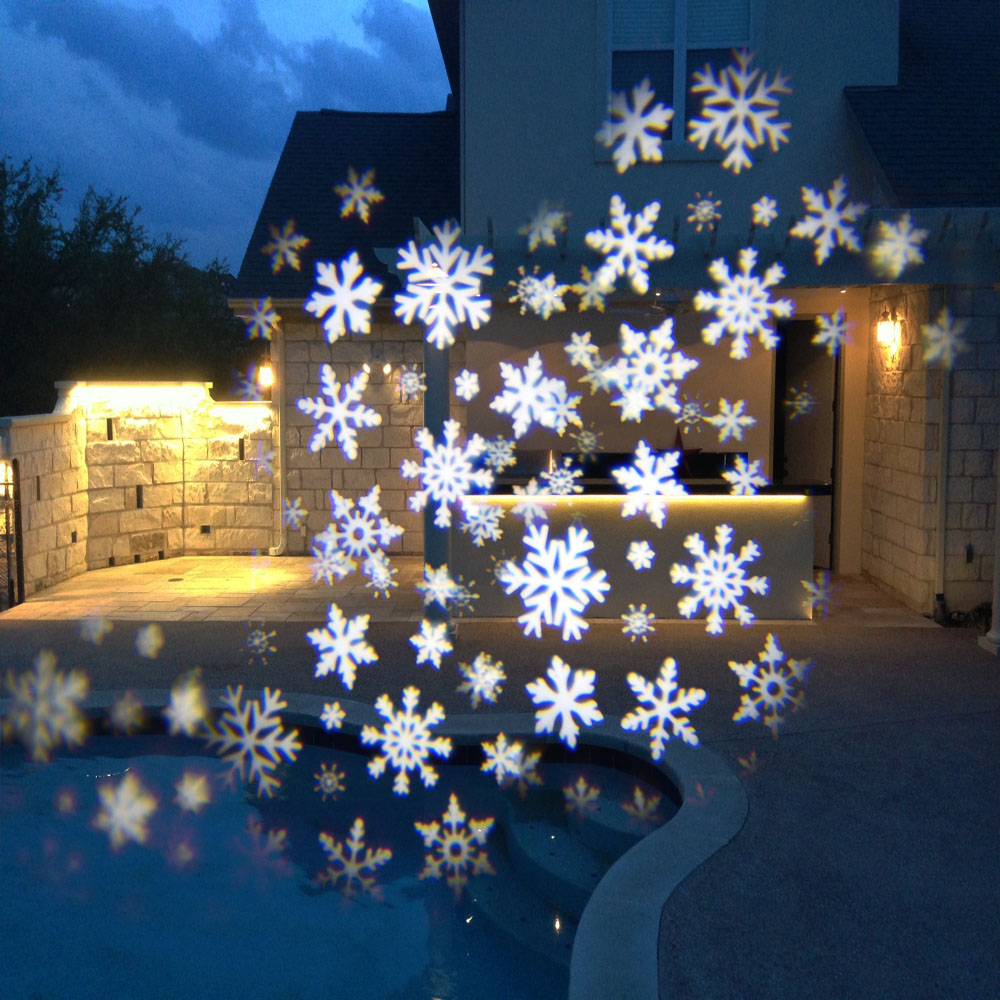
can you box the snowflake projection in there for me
[234,366,264,401]
[490,351,582,439]
[518,200,569,252]
[687,192,722,232]
[333,166,385,223]
[688,49,791,173]
[510,477,552,527]
[252,440,276,478]
[612,318,699,421]
[621,658,708,759]
[204,686,302,799]
[694,247,793,359]
[260,219,309,273]
[622,787,663,833]
[319,485,403,575]
[317,818,392,901]
[320,701,346,731]
[310,539,354,585]
[612,441,687,528]
[2,650,89,762]
[571,425,602,462]
[621,603,656,643]
[108,690,144,734]
[595,76,674,173]
[93,772,157,850]
[508,266,569,319]
[790,175,868,264]
[670,523,769,635]
[174,771,212,814]
[922,307,969,368]
[563,776,601,820]
[307,603,377,690]
[497,522,610,641]
[454,368,480,401]
[481,435,517,473]
[314,762,347,802]
[135,623,164,659]
[296,366,381,461]
[410,619,453,669]
[525,655,604,749]
[751,195,779,227]
[785,384,816,421]
[627,539,656,571]
[802,570,836,619]
[677,393,709,432]
[414,793,495,899]
[305,252,383,342]
[572,265,609,312]
[813,307,853,357]
[394,219,493,349]
[565,330,600,368]
[396,364,426,403]
[416,563,461,608]
[456,652,506,708]
[234,817,292,889]
[281,496,308,531]
[79,615,113,644]
[730,632,814,738]
[722,455,770,495]
[363,551,398,599]
[869,213,928,280]
[360,686,452,796]
[245,623,277,667]
[162,670,207,737]
[401,419,494,528]
[540,456,584,495]
[704,398,757,444]
[459,498,503,548]
[585,195,674,295]
[738,749,761,777]
[244,296,281,340]
[480,732,527,786]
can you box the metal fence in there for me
[1,458,24,611]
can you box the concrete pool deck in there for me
[2,557,999,998]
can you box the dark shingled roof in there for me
[232,109,459,300]
[844,0,1000,208]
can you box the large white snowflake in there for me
[621,658,708,758]
[508,266,569,319]
[518,200,569,252]
[922,307,969,368]
[496,522,610,641]
[456,652,506,708]
[401,418,494,528]
[595,76,674,173]
[869,213,928,279]
[694,247,792,359]
[410,619,453,669]
[317,818,392,901]
[305,252,383,343]
[670,523,769,635]
[454,368,480,401]
[612,441,687,528]
[790,176,868,264]
[722,455,770,495]
[204,685,302,798]
[333,166,385,223]
[585,195,674,295]
[260,219,309,273]
[704,397,757,443]
[296,366,381,460]
[310,539,355,585]
[360,686,453,796]
[414,793,495,899]
[490,351,582,438]
[317,485,403,567]
[688,49,791,174]
[730,632,813,738]
[525,655,604,749]
[244,295,281,340]
[393,219,493,349]
[459,498,503,547]
[813,307,853,357]
[93,772,158,850]
[612,318,699,421]
[306,603,377,691]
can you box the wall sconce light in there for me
[257,363,274,389]
[876,307,901,348]
[362,343,392,380]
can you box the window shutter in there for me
[612,0,675,48]
[687,0,750,47]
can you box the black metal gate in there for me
[1,457,24,611]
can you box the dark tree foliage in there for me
[1,156,258,416]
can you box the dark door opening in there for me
[1,457,25,610]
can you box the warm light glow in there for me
[876,308,901,348]
[382,362,392,376]
[257,364,274,388]
[0,460,11,485]
[55,381,211,415]
[462,493,810,511]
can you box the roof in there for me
[845,0,1000,208]
[231,109,459,301]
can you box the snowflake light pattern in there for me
[596,77,673,173]
[333,166,384,223]
[414,793,495,899]
[296,366,381,460]
[307,603,377,690]
[612,318,699,421]
[93,772,157,850]
[540,456,584,495]
[525,655,604,749]
[490,351,582,439]
[785,384,816,421]
[79,614,113,644]
[564,776,601,820]
[790,175,868,264]
[571,425,602,462]
[245,624,277,667]
[481,435,517,472]
[704,398,757,443]
[572,265,609,312]
[627,539,656,571]
[621,603,656,643]
[135,623,164,659]
[612,441,687,527]
[410,619,453,669]
[813,308,853,357]
[687,192,722,232]
[518,200,569,252]
[261,219,309,273]
[730,632,813,738]
[922,307,969,368]
[459,499,503,547]
[454,369,480,401]
[318,818,392,901]
[281,496,308,531]
[163,670,207,737]
[457,652,506,708]
[585,195,674,295]
[802,570,836,618]
[869,213,928,280]
[319,485,403,572]
[244,296,280,340]
[314,762,347,801]
[621,658,708,758]
[396,364,426,402]
[174,771,211,814]
[722,455,770,495]
[310,539,354,585]
[480,732,527,786]
[108,690,144,734]
[305,252,383,342]
[751,195,779,227]
[622,787,663,833]
[508,266,569,319]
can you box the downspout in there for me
[268,325,287,556]
[933,291,950,623]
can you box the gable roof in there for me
[231,109,459,301]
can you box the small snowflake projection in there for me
[394,219,493,349]
[162,670,207,737]
[694,247,792,359]
[204,685,302,799]
[416,563,460,608]
[333,166,385,223]
[245,623,277,667]
[360,686,452,796]
[317,818,392,901]
[525,655,604,750]
[363,551,398,598]
[508,265,569,319]
[704,397,757,444]
[922,307,969,368]
[234,365,264,401]
[401,418,494,528]
[414,793,495,899]
[459,498,503,547]
[812,307,853,357]
[612,441,687,528]
[497,521,610,641]
[244,295,281,340]
[305,252,383,342]
[260,218,309,273]
[410,619,453,669]
[730,632,813,738]
[310,539,354,585]
[621,603,656,643]
[612,318,699,421]
[572,265,609,312]
[134,623,164,659]
[251,440,276,478]
[321,701,346,731]
[563,776,601,820]
[540,456,584,495]
[481,434,517,472]
[174,771,212,814]
[314,762,347,802]
[670,523,769,635]
[738,748,761,777]
[585,195,674,295]
[677,393,709,432]
[621,786,663,833]
[790,175,868,264]
[689,782,716,807]
[481,732,528,786]
[234,817,292,889]
[109,690,144,734]
[723,455,770,495]
[454,368,480,401]
[596,76,674,173]
[456,652,506,708]
[79,615,113,645]
[307,603,377,690]
[785,384,816,421]
[296,366,381,460]
[3,651,89,762]
[93,772,157,850]
[518,199,569,252]
[510,477,551,527]
[621,658,708,759]
[320,485,403,571]
[751,195,779,227]
[281,496,308,532]
[571,425,602,462]
[627,539,656,571]
[687,192,722,232]
[396,364,426,402]
[869,213,928,280]
[491,351,583,439]
[802,570,836,619]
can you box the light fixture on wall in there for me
[876,307,901,348]
[362,342,392,380]
[257,363,274,389]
